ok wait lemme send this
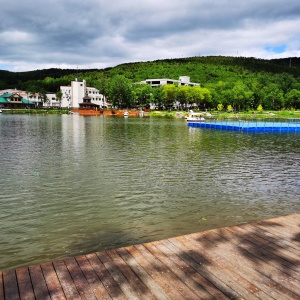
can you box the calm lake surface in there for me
[0,114,299,270]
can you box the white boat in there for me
[124,110,129,117]
[186,110,205,122]
[0,109,2,113]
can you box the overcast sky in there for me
[1,0,300,72]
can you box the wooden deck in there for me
[1,214,300,299]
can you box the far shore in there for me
[2,108,300,120]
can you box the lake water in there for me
[0,114,299,270]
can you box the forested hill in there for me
[1,56,299,91]
[1,56,300,110]
[105,56,300,83]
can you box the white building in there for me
[58,79,107,109]
[0,79,107,109]
[141,76,200,87]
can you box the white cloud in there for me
[0,30,36,44]
[0,0,300,71]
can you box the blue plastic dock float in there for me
[187,121,300,133]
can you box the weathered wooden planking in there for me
[53,260,81,300]
[1,213,300,300]
[3,270,20,300]
[29,265,51,300]
[41,262,66,300]
[0,272,4,300]
[16,267,35,300]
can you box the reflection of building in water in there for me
[61,115,86,161]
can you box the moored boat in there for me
[186,110,205,122]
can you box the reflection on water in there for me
[0,114,299,270]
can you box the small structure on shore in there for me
[74,94,102,115]
[0,92,35,109]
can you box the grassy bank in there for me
[1,109,69,114]
[2,108,300,120]
[148,109,300,120]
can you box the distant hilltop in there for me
[0,56,299,86]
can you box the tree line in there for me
[93,72,300,111]
[1,56,300,111]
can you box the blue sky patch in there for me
[264,45,286,53]
[0,64,13,71]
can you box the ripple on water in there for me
[0,116,300,269]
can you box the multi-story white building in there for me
[52,79,107,109]
[1,79,107,109]
[141,76,200,87]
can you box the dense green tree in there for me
[151,86,164,108]
[39,88,48,107]
[134,84,153,107]
[162,84,177,108]
[273,73,296,93]
[108,75,133,108]
[232,81,253,111]
[286,89,300,109]
[176,85,190,109]
[199,87,212,109]
[261,83,284,110]
[55,91,63,108]
[93,74,109,97]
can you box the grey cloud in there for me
[0,0,300,71]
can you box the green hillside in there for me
[104,56,300,83]
[1,56,300,111]
[1,56,299,89]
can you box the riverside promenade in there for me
[1,214,300,299]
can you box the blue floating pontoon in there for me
[187,120,300,133]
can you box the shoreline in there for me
[2,108,300,120]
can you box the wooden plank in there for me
[75,255,112,300]
[135,243,200,300]
[156,239,230,300]
[180,235,271,300]
[0,272,4,300]
[214,226,300,282]
[275,215,300,229]
[29,265,51,300]
[175,234,266,300]
[166,236,245,299]
[246,223,300,253]
[233,223,300,268]
[40,262,66,300]
[106,249,156,300]
[207,228,300,297]
[53,260,81,300]
[145,240,228,300]
[3,269,20,300]
[222,226,300,298]
[253,222,300,248]
[116,248,171,300]
[226,225,299,273]
[125,244,187,300]
[187,230,297,300]
[215,228,299,280]
[16,267,35,300]
[64,257,96,300]
[252,217,300,240]
[86,252,126,300]
[184,232,266,297]
[97,251,141,300]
